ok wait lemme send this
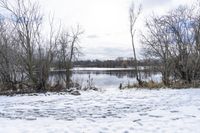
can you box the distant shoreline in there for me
[50,66,155,72]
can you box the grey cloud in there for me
[87,35,99,39]
[142,0,172,8]
[81,46,142,60]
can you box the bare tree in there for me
[141,14,173,85]
[129,2,142,85]
[35,15,60,92]
[0,19,17,90]
[141,4,200,86]
[0,0,84,93]
[163,6,196,84]
[58,25,83,89]
[0,0,43,90]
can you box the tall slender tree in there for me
[129,2,143,85]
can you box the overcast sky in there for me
[39,0,196,60]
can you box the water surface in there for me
[49,67,161,88]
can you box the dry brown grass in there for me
[122,80,165,89]
[122,80,200,90]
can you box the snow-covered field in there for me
[0,88,200,133]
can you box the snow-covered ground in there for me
[0,88,200,133]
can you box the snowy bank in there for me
[0,89,200,133]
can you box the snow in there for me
[0,88,200,133]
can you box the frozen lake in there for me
[0,88,200,133]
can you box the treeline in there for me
[0,0,82,93]
[141,3,200,86]
[73,58,160,68]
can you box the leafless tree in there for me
[129,2,143,85]
[163,6,197,83]
[141,14,173,85]
[57,25,83,89]
[35,15,60,92]
[0,16,26,91]
[0,0,84,93]
[0,0,44,91]
[141,4,200,85]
